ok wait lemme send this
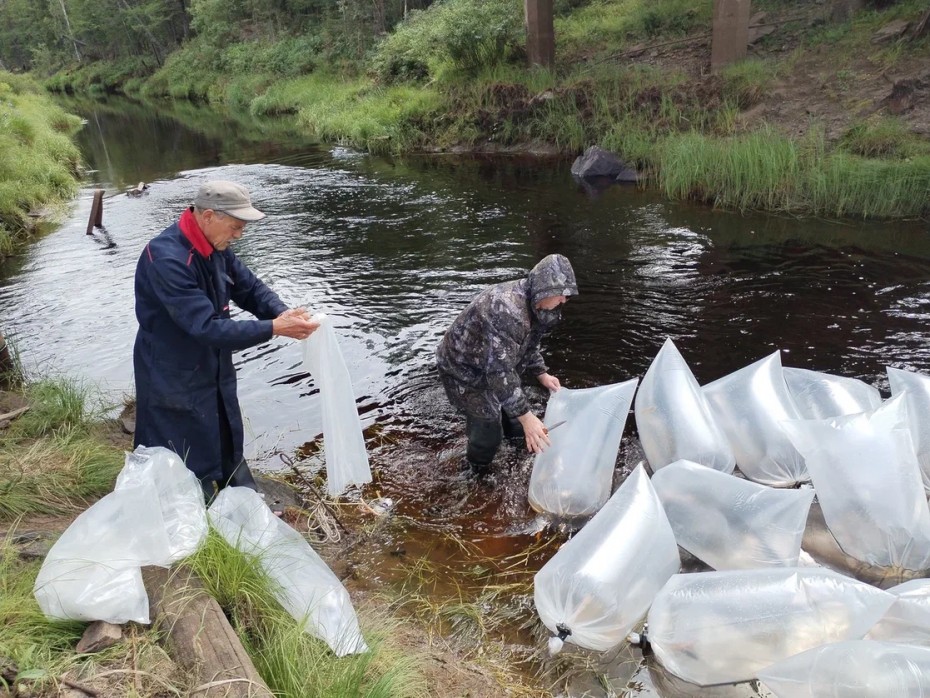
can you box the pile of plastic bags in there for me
[532,338,930,694]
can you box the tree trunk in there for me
[55,0,82,62]
[524,0,554,69]
[177,0,190,41]
[831,0,867,22]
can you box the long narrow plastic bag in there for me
[888,366,930,492]
[634,338,734,473]
[534,465,679,653]
[758,641,930,698]
[651,459,814,570]
[528,379,638,517]
[115,446,208,562]
[302,313,372,496]
[784,367,882,420]
[209,486,368,656]
[781,394,930,572]
[647,568,894,686]
[702,351,808,486]
[867,579,930,645]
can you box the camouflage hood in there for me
[526,254,578,325]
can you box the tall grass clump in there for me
[840,117,930,159]
[188,531,428,697]
[0,73,81,257]
[371,0,524,84]
[659,127,930,218]
[0,379,123,519]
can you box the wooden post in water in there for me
[711,0,751,73]
[85,189,104,235]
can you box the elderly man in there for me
[436,254,578,469]
[133,180,318,500]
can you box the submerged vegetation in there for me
[0,73,82,258]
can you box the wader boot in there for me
[465,415,503,472]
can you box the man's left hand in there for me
[537,373,561,392]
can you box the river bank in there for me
[0,381,545,697]
[41,0,930,220]
[0,73,82,259]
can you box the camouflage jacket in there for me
[436,254,578,418]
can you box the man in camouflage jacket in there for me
[436,254,578,468]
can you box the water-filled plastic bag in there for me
[209,486,368,656]
[115,446,208,562]
[528,378,638,517]
[781,394,930,572]
[534,465,679,652]
[651,459,813,570]
[758,641,930,697]
[34,446,207,623]
[867,579,930,645]
[302,313,372,496]
[888,366,930,492]
[634,338,734,473]
[784,366,882,419]
[703,351,807,486]
[647,567,894,686]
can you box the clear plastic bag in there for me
[702,351,808,486]
[115,446,208,563]
[528,378,638,517]
[781,394,930,572]
[635,338,734,473]
[33,481,171,624]
[209,486,368,656]
[651,459,814,570]
[867,579,930,645]
[888,367,930,492]
[647,568,894,686]
[302,313,372,497]
[533,465,679,652]
[784,367,882,419]
[758,641,930,697]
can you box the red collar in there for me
[178,208,214,258]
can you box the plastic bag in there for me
[651,459,814,570]
[781,394,930,572]
[533,465,679,653]
[528,378,638,517]
[209,487,368,656]
[758,641,930,697]
[302,313,371,497]
[34,481,171,624]
[115,446,208,563]
[702,351,808,486]
[647,568,894,686]
[888,367,930,492]
[634,338,734,473]
[784,367,882,420]
[867,579,930,645]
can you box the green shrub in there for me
[371,0,524,83]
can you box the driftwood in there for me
[142,567,274,698]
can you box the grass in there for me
[188,530,428,697]
[0,72,82,258]
[0,379,123,519]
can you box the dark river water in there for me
[3,97,930,696]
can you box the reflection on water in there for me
[3,97,930,696]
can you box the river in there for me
[2,96,929,696]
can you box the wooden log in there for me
[142,567,274,698]
[85,189,104,236]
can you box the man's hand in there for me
[518,411,551,454]
[277,307,311,321]
[272,313,319,340]
[537,372,561,392]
